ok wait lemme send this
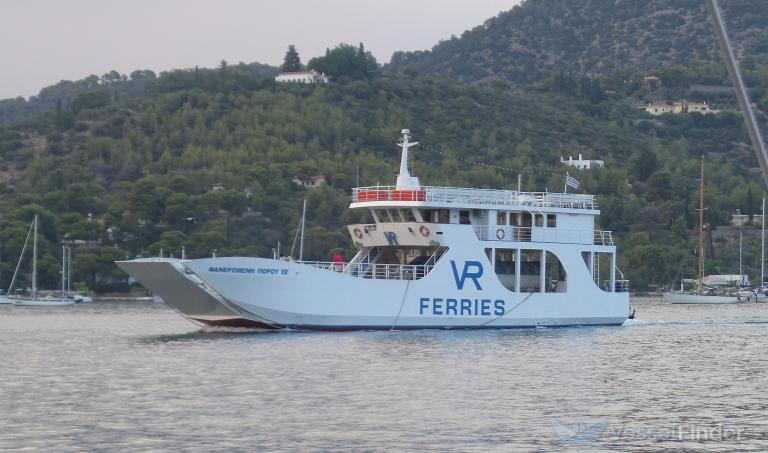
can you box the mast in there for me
[32,214,38,298]
[299,198,307,261]
[67,245,72,294]
[7,219,34,295]
[395,129,420,189]
[62,245,66,297]
[739,230,743,285]
[698,156,705,294]
[762,195,765,287]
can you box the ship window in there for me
[420,209,436,223]
[438,209,450,224]
[535,214,544,227]
[494,248,517,292]
[545,251,567,293]
[510,212,519,226]
[376,209,393,222]
[547,214,556,228]
[401,209,416,222]
[497,211,507,226]
[459,210,471,225]
[521,249,542,292]
[389,209,403,222]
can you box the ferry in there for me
[117,130,630,330]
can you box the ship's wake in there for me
[623,318,768,327]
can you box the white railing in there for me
[605,280,630,293]
[299,261,435,280]
[352,186,597,210]
[474,226,614,246]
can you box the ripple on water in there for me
[1,298,767,451]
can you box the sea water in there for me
[1,298,767,451]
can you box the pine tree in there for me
[282,45,302,72]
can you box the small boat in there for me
[7,215,73,307]
[665,157,742,304]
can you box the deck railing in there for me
[299,261,435,280]
[605,279,630,293]
[352,186,597,210]
[473,226,614,246]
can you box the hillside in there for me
[0,65,765,291]
[387,0,768,85]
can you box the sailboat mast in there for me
[739,231,743,285]
[62,245,66,297]
[698,156,705,293]
[762,196,765,287]
[32,214,38,298]
[67,245,72,294]
[299,198,307,261]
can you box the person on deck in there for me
[332,252,344,271]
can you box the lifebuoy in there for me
[496,228,505,240]
[353,228,363,239]
[419,225,430,237]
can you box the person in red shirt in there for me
[332,251,344,271]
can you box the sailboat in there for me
[738,195,768,302]
[8,215,73,306]
[663,156,741,304]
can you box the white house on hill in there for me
[560,154,604,170]
[275,70,329,84]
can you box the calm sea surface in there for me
[1,297,767,452]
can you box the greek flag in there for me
[565,173,580,189]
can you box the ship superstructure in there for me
[118,130,629,329]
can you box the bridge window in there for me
[535,214,544,227]
[401,209,416,222]
[459,210,471,225]
[497,211,507,226]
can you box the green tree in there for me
[282,45,302,72]
[307,43,378,80]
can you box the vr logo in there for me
[450,260,483,290]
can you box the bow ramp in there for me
[116,258,278,328]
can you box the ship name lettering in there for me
[419,297,504,316]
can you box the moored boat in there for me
[118,130,630,330]
[7,215,74,307]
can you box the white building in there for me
[560,154,604,170]
[644,101,717,115]
[275,70,329,84]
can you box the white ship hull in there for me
[118,226,629,330]
[663,292,742,304]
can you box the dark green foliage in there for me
[386,0,768,86]
[282,45,302,72]
[0,53,765,291]
[308,43,378,81]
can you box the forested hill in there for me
[0,62,279,126]
[0,64,766,292]
[387,0,768,85]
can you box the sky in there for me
[0,0,521,100]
